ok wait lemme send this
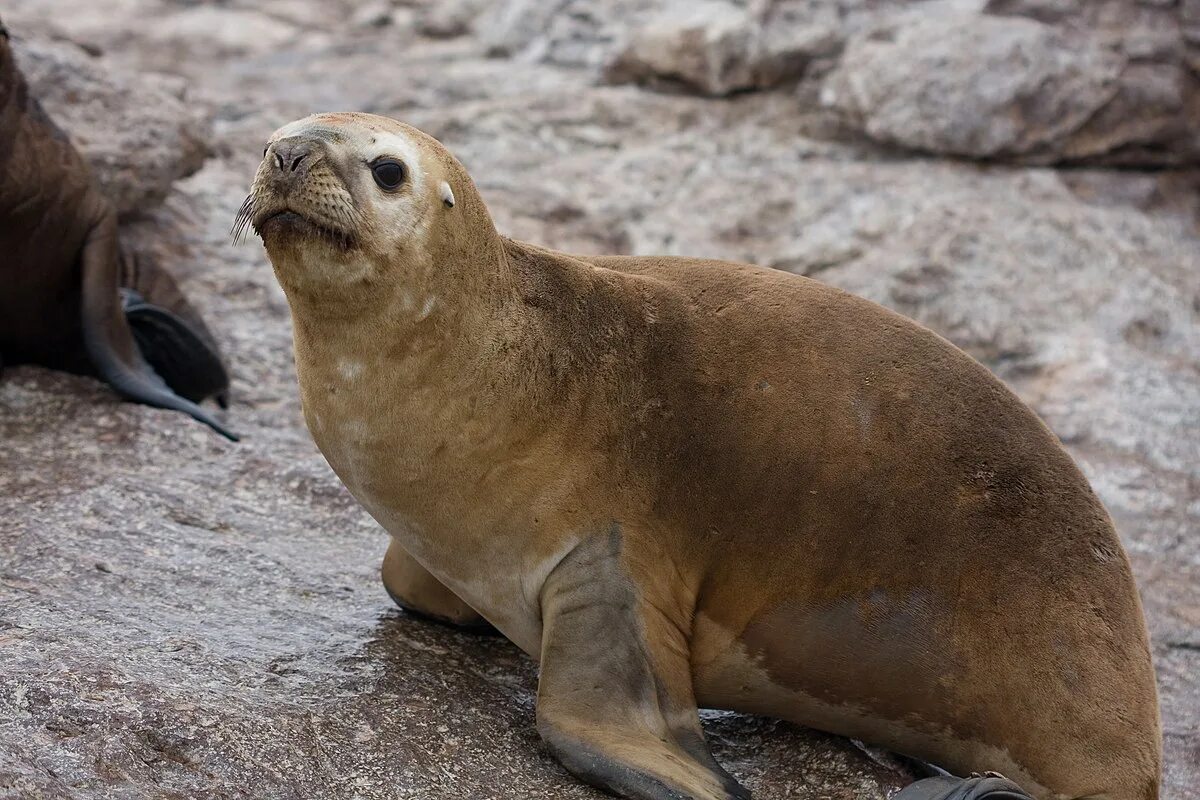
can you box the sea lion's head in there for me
[236,113,490,303]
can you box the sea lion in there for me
[239,112,1160,800]
[0,20,235,440]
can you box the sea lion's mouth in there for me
[258,209,356,250]
[233,197,357,252]
[259,209,313,236]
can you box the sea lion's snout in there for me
[233,131,361,252]
[265,136,316,176]
[265,135,322,188]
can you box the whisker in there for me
[230,194,256,244]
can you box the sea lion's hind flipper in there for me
[79,215,238,441]
[536,526,749,800]
[121,289,230,405]
[893,773,1034,800]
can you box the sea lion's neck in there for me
[285,231,518,374]
[287,231,653,630]
[287,232,632,503]
[285,235,551,565]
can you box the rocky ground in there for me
[0,1,1197,798]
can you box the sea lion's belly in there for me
[688,601,1047,792]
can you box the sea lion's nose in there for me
[268,137,317,176]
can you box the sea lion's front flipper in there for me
[79,212,238,441]
[893,774,1034,800]
[536,527,749,800]
[381,537,497,633]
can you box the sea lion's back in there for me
[585,251,1158,800]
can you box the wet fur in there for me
[254,113,1161,800]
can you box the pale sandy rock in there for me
[143,6,302,56]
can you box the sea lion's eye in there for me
[371,159,405,191]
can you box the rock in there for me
[476,0,661,67]
[603,1,834,95]
[1186,0,1200,44]
[477,0,580,60]
[821,14,1130,163]
[11,35,211,218]
[984,0,1200,165]
[350,0,398,29]
[828,1,1200,166]
[140,6,302,56]
[475,0,885,77]
[417,0,486,38]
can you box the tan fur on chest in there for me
[292,306,591,652]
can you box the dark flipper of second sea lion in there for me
[119,245,231,407]
[80,211,238,440]
[121,288,229,407]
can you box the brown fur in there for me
[251,113,1161,800]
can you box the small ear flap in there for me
[439,181,455,209]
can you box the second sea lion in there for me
[0,20,235,440]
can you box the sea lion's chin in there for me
[260,225,376,298]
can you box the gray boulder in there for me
[824,5,1200,165]
[986,0,1200,165]
[821,14,1126,162]
[603,1,837,95]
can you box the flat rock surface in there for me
[0,1,1197,798]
